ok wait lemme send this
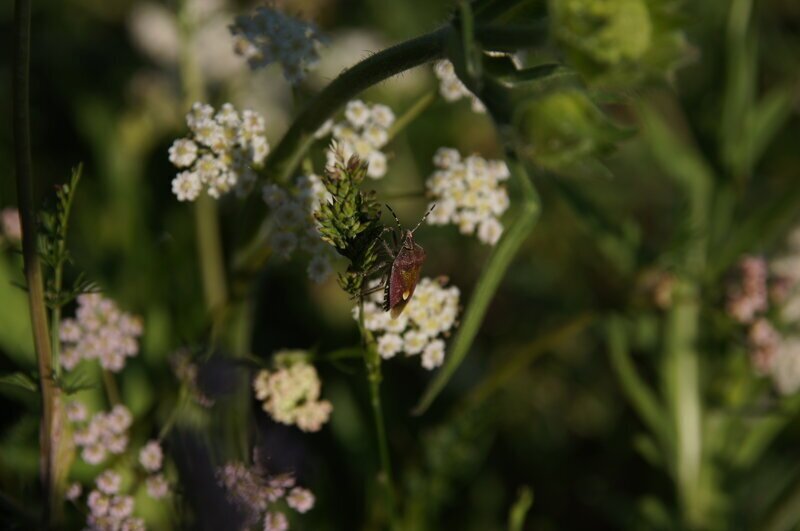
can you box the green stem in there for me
[358,297,396,524]
[663,281,704,528]
[606,315,672,451]
[13,0,61,523]
[386,90,437,140]
[177,0,229,320]
[102,369,121,407]
[261,26,452,187]
[414,158,540,414]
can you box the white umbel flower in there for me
[355,277,460,370]
[433,60,485,112]
[425,148,510,245]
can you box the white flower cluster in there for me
[253,358,333,432]
[139,440,170,499]
[59,293,143,373]
[69,403,132,465]
[315,100,395,179]
[168,102,269,201]
[1,207,21,242]
[355,277,460,370]
[433,60,485,113]
[425,147,511,245]
[262,173,337,283]
[217,460,315,530]
[230,6,325,84]
[78,470,143,531]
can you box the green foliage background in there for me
[1,0,800,529]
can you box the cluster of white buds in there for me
[216,456,315,530]
[139,440,170,499]
[253,356,332,432]
[262,174,337,283]
[168,102,269,201]
[76,470,143,531]
[69,403,132,465]
[230,6,326,84]
[59,293,143,373]
[315,100,395,179]
[433,60,485,113]
[355,277,460,370]
[425,147,510,245]
[0,207,21,243]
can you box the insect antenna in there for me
[411,203,436,233]
[384,204,404,232]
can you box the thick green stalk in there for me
[13,0,61,522]
[414,159,540,414]
[261,26,451,186]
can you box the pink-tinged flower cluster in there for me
[253,357,332,432]
[726,256,769,324]
[59,294,143,372]
[355,277,460,370]
[216,454,315,530]
[0,207,21,242]
[70,403,132,465]
[169,102,269,201]
[425,148,510,245]
[230,6,325,84]
[66,470,144,531]
[726,245,800,394]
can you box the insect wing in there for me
[388,242,426,318]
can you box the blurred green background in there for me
[2,0,800,529]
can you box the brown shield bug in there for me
[362,204,435,319]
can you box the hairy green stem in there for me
[13,0,62,523]
[358,298,396,524]
[414,159,540,414]
[261,26,451,187]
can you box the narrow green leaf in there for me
[507,486,534,531]
[0,372,37,393]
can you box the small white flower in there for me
[345,100,371,128]
[362,124,388,148]
[168,138,198,167]
[139,440,164,472]
[96,470,121,494]
[422,339,446,370]
[82,444,107,465]
[370,104,395,128]
[172,171,202,202]
[67,401,88,423]
[146,474,170,499]
[377,333,403,359]
[262,183,289,208]
[314,118,334,139]
[263,511,289,531]
[0,208,21,241]
[287,486,315,513]
[403,330,428,355]
[65,482,82,501]
[109,495,135,520]
[87,490,109,517]
[477,218,503,245]
[366,151,388,179]
[275,201,307,228]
